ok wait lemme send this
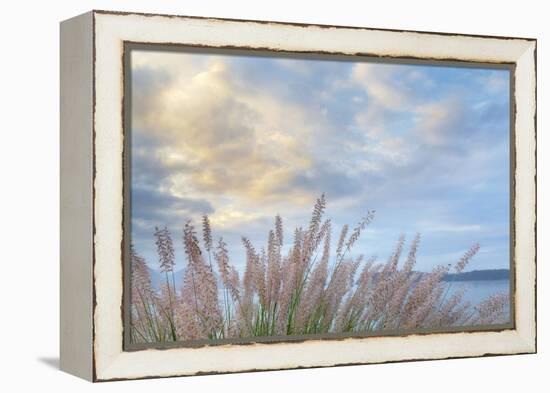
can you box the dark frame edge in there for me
[533,40,538,354]
[91,10,98,383]
[121,46,519,353]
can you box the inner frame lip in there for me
[121,41,516,352]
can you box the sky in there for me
[129,48,511,274]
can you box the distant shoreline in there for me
[146,268,510,291]
[442,269,509,282]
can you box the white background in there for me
[0,0,545,391]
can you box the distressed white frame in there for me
[61,10,536,382]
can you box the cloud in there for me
[362,137,416,169]
[130,185,214,243]
[132,185,214,220]
[351,63,412,108]
[342,63,510,190]
[413,97,464,145]
[420,221,483,234]
[349,63,415,140]
[129,51,511,272]
[348,62,444,141]
[132,53,365,210]
[477,70,509,93]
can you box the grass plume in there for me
[130,196,509,343]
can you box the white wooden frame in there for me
[60,10,537,382]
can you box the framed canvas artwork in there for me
[60,10,537,381]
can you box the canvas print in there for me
[126,47,512,346]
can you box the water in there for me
[445,279,509,304]
[445,279,510,320]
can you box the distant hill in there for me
[442,269,510,282]
[143,267,509,292]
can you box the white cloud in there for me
[351,63,411,108]
[478,71,509,93]
[362,137,415,168]
[421,222,483,233]
[413,97,463,145]
[132,51,341,234]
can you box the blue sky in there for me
[130,49,510,274]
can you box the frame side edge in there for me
[513,40,537,353]
[60,11,94,381]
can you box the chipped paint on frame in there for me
[89,10,537,381]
